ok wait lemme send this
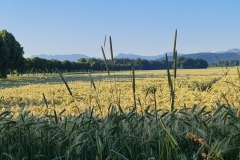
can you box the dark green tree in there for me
[23,58,33,74]
[77,58,87,63]
[0,35,9,78]
[195,59,208,68]
[0,30,24,78]
[218,61,229,67]
[230,60,239,66]
[62,60,71,72]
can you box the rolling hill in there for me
[30,49,240,64]
[160,50,240,64]
[30,54,89,62]
[115,53,165,60]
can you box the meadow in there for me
[0,68,240,159]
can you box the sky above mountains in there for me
[1,1,240,58]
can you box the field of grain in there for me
[0,68,239,116]
[0,68,240,159]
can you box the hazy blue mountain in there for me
[217,48,240,54]
[30,49,240,63]
[115,53,165,60]
[160,50,240,64]
[31,54,89,62]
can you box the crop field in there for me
[0,67,240,159]
[0,68,239,116]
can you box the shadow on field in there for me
[0,72,163,89]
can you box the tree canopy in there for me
[0,30,24,78]
[209,60,240,67]
[20,56,209,74]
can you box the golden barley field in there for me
[0,67,239,117]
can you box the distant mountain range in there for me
[30,49,240,64]
[115,53,165,60]
[30,54,89,62]
[160,49,240,64]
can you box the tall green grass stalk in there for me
[166,54,174,111]
[42,93,48,108]
[166,29,177,112]
[109,36,117,95]
[237,67,240,84]
[57,70,73,96]
[101,46,110,75]
[57,69,79,113]
[104,35,106,48]
[89,73,102,113]
[132,67,136,111]
[173,29,177,79]
[109,36,114,62]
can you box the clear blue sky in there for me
[1,1,239,58]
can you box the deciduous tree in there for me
[0,30,24,78]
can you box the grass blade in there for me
[160,118,178,148]
[173,29,177,78]
[57,70,73,96]
[165,54,174,111]
[101,46,110,75]
[53,109,58,124]
[88,73,96,90]
[165,54,172,89]
[109,36,114,61]
[132,67,136,109]
[111,150,129,160]
[104,35,106,48]
[237,67,240,84]
[42,93,48,108]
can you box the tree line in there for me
[19,57,209,74]
[209,60,239,67]
[0,30,209,78]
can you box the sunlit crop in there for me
[0,68,240,159]
[0,68,239,116]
